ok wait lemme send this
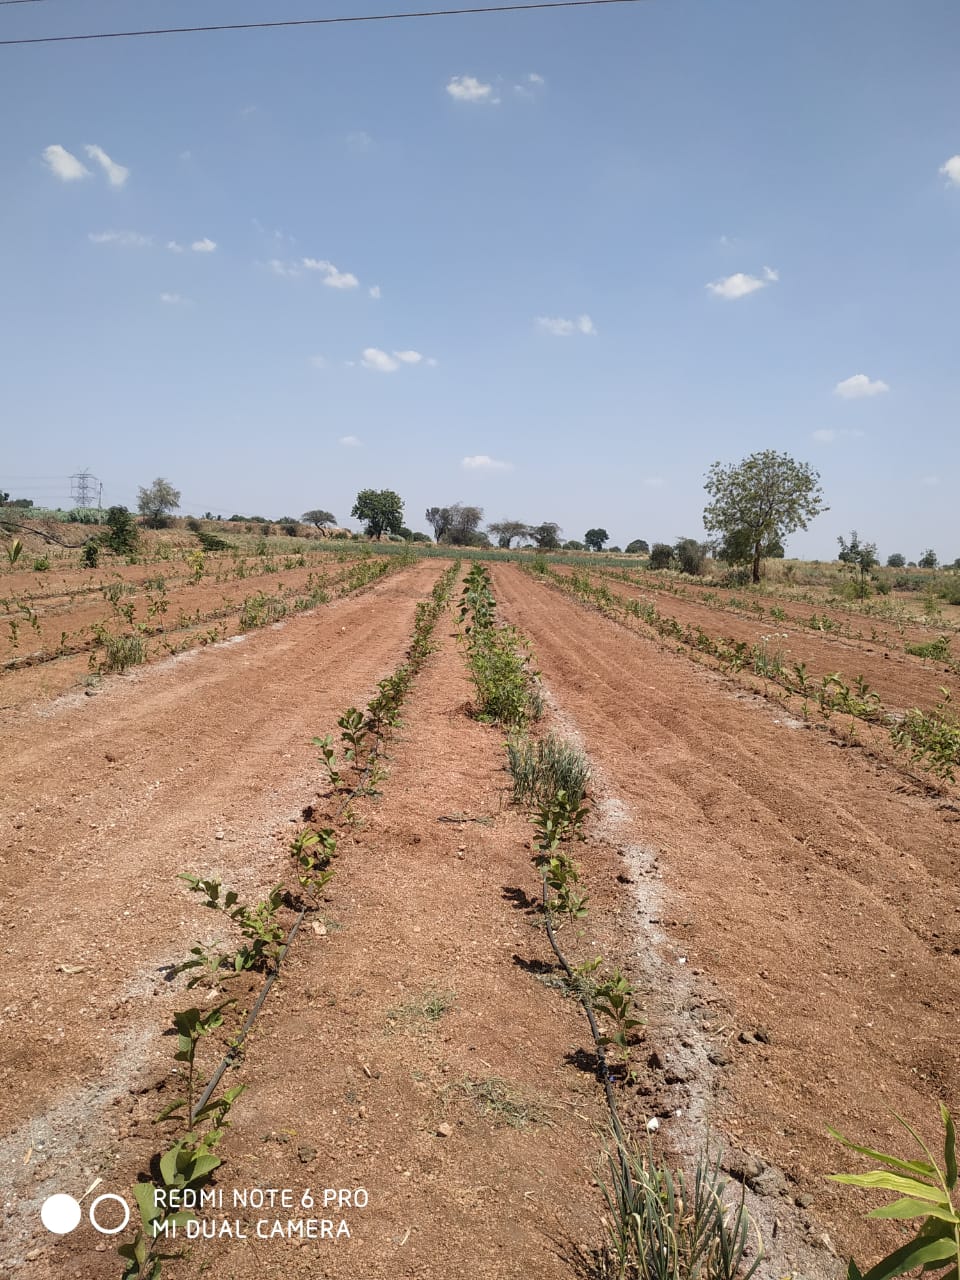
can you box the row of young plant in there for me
[466,564,960,1279]
[606,564,960,670]
[2,553,411,675]
[114,561,459,1279]
[533,564,960,786]
[0,536,393,631]
[455,563,767,1276]
[623,561,960,637]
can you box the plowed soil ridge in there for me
[556,566,956,715]
[491,564,960,1270]
[0,560,443,1232]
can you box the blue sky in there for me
[2,0,958,557]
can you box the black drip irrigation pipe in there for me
[539,878,636,1209]
[190,564,459,1122]
[540,881,626,1148]
[191,730,388,1123]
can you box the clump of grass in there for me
[239,592,287,630]
[507,732,590,807]
[600,1138,762,1280]
[459,1076,546,1129]
[387,989,456,1027]
[102,632,146,673]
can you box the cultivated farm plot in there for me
[3,557,959,1280]
[552,564,960,715]
[0,544,403,708]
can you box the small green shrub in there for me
[905,636,951,662]
[649,542,673,570]
[81,540,100,568]
[32,556,50,572]
[239,593,287,630]
[102,505,139,556]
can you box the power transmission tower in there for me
[70,468,99,508]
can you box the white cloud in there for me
[302,258,359,288]
[42,144,90,182]
[536,314,596,336]
[346,130,374,150]
[359,347,433,371]
[425,357,439,367]
[88,230,152,247]
[160,292,192,305]
[167,241,184,253]
[939,156,960,187]
[361,347,400,373]
[706,269,778,299]
[267,258,300,277]
[514,71,546,96]
[309,355,327,368]
[368,285,381,299]
[446,75,498,104]
[462,455,513,471]
[339,435,362,447]
[191,237,217,253]
[812,429,835,443]
[834,373,889,399]
[643,476,665,488]
[921,474,940,487]
[84,144,129,188]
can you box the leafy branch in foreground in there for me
[829,1104,959,1280]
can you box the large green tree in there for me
[302,509,336,528]
[425,503,484,545]
[703,450,827,583]
[530,522,562,551]
[352,489,404,539]
[584,527,609,552]
[487,519,529,549]
[137,477,181,528]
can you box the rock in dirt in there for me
[726,1152,764,1184]
[436,1122,453,1138]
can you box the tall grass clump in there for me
[507,732,590,807]
[600,1138,762,1280]
[102,633,146,673]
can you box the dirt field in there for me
[553,565,958,715]
[4,558,958,1280]
[0,548,399,707]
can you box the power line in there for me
[0,0,648,46]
